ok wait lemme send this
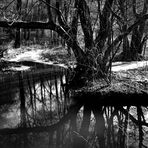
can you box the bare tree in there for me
[0,0,148,84]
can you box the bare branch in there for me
[106,3,124,23]
[23,1,39,20]
[2,0,16,11]
[119,107,148,127]
[40,0,67,27]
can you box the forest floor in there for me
[0,44,76,71]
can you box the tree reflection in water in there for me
[0,71,148,148]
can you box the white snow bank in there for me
[8,49,43,62]
[112,61,148,72]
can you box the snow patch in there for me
[8,49,43,62]
[112,61,148,72]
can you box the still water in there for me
[0,67,68,129]
[0,66,148,148]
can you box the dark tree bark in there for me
[14,0,22,48]
[118,0,131,61]
[78,0,93,50]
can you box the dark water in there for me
[0,66,148,148]
[0,67,76,148]
[0,67,68,128]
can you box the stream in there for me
[0,65,68,129]
[0,63,148,148]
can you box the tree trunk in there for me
[122,37,130,60]
[14,28,21,48]
[18,72,26,127]
[95,0,114,51]
[130,26,141,60]
[14,0,22,48]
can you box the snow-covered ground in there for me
[8,49,43,62]
[112,61,148,72]
[4,46,68,70]
[3,45,148,72]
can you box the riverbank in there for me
[1,44,148,106]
